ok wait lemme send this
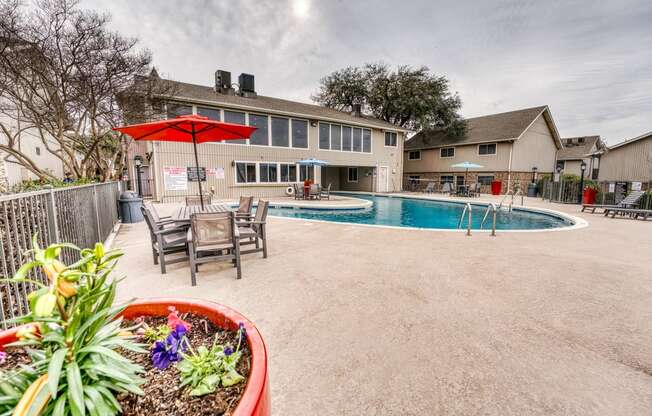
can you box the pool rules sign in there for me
[163,167,187,191]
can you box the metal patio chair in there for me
[320,183,332,200]
[188,211,242,285]
[141,205,189,274]
[238,200,269,258]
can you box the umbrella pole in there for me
[191,125,204,210]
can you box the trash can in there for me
[491,180,502,195]
[527,183,537,197]
[118,191,144,223]
[582,187,597,205]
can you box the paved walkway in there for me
[113,195,652,415]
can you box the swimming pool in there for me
[267,194,574,231]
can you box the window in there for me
[440,147,455,158]
[280,164,297,182]
[342,126,352,151]
[249,114,269,146]
[291,119,308,148]
[319,122,330,149]
[347,167,358,182]
[197,107,220,121]
[235,162,256,183]
[478,143,497,155]
[352,128,362,152]
[362,129,372,153]
[166,103,192,119]
[408,150,421,160]
[477,175,494,185]
[259,163,278,183]
[384,131,397,147]
[440,175,454,184]
[331,125,342,151]
[35,146,41,156]
[224,110,246,144]
[299,165,314,181]
[271,117,289,147]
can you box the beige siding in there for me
[511,114,557,173]
[151,114,404,201]
[598,137,652,182]
[403,142,511,173]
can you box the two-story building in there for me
[403,106,562,193]
[597,131,652,191]
[127,70,408,201]
[555,135,604,179]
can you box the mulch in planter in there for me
[0,314,251,416]
[118,314,251,416]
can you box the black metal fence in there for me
[0,182,121,329]
[541,179,652,209]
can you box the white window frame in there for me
[319,123,372,153]
[234,160,307,185]
[270,116,291,148]
[362,128,373,153]
[290,118,309,149]
[384,131,398,147]
[408,150,421,160]
[477,175,495,186]
[440,175,454,184]
[234,161,258,184]
[347,167,359,183]
[439,147,455,158]
[478,143,497,156]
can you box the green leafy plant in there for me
[176,325,246,396]
[142,325,171,344]
[0,237,144,416]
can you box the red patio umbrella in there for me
[114,114,256,209]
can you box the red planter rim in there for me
[0,298,270,416]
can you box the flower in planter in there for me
[151,324,188,370]
[0,351,6,364]
[168,306,192,332]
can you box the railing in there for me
[480,203,498,236]
[457,203,473,236]
[0,182,121,329]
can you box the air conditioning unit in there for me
[238,73,256,97]
[215,70,234,94]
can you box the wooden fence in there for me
[0,182,121,329]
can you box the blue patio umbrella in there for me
[451,161,484,185]
[297,158,329,166]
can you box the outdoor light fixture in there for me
[580,161,587,171]
[133,156,143,196]
[578,160,587,204]
[531,166,538,183]
[134,155,142,167]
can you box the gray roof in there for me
[608,131,652,151]
[405,106,559,150]
[154,79,406,131]
[557,136,602,160]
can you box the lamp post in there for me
[556,165,563,202]
[531,166,538,183]
[578,160,587,204]
[134,156,143,197]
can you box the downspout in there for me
[507,140,514,192]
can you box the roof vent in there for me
[238,73,257,98]
[215,70,235,95]
[351,103,362,117]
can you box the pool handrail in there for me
[457,203,473,236]
[480,203,498,236]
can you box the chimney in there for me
[351,103,362,117]
[215,70,234,94]
[238,73,257,97]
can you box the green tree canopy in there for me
[313,63,466,135]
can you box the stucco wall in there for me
[403,142,512,174]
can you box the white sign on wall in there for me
[631,181,642,191]
[163,167,187,191]
[207,167,225,179]
[608,182,615,193]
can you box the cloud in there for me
[82,0,652,144]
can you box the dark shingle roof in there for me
[155,79,406,131]
[556,136,602,160]
[405,106,550,150]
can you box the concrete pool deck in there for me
[113,194,652,415]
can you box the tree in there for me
[0,0,166,182]
[313,63,466,135]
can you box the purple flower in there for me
[0,351,6,364]
[224,346,234,356]
[238,322,246,337]
[151,325,187,370]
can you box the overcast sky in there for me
[83,0,652,144]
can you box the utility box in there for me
[527,183,537,197]
[118,191,144,223]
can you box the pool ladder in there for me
[457,203,497,236]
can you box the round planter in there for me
[0,298,270,416]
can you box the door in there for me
[378,166,389,192]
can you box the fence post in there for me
[45,187,60,243]
[93,184,101,242]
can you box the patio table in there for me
[172,204,229,223]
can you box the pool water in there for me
[268,194,573,231]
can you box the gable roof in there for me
[151,78,408,132]
[405,105,561,150]
[608,131,652,151]
[556,136,602,160]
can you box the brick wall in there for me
[403,170,549,194]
